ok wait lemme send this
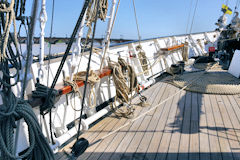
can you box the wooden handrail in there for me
[59,68,112,95]
[161,44,184,52]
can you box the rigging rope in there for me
[69,0,109,115]
[75,0,109,77]
[0,1,54,159]
[46,0,56,145]
[189,0,199,34]
[75,0,101,142]
[186,0,193,34]
[131,0,150,76]
[132,0,141,42]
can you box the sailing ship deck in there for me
[55,80,240,160]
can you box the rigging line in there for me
[47,0,56,145]
[132,0,141,43]
[185,0,193,34]
[99,0,121,71]
[16,0,38,155]
[47,0,55,88]
[189,0,199,34]
[76,0,101,141]
[43,0,91,143]
[21,0,38,99]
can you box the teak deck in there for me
[55,81,240,160]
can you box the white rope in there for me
[0,1,17,60]
[38,0,48,80]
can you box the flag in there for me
[222,4,232,15]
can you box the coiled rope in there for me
[85,0,108,40]
[0,0,22,88]
[109,57,138,118]
[0,91,54,160]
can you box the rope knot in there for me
[32,82,58,114]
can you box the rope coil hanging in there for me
[0,92,54,160]
[0,1,18,60]
[135,45,149,76]
[109,57,138,118]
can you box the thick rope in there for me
[75,0,109,80]
[109,57,139,118]
[65,70,100,109]
[85,0,108,41]
[0,1,18,60]
[0,91,54,160]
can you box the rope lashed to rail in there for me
[65,70,100,110]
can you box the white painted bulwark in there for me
[228,50,240,78]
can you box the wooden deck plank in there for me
[80,83,161,160]
[155,86,181,160]
[121,116,152,160]
[166,91,186,160]
[131,83,170,160]
[204,94,222,160]
[97,83,167,160]
[108,83,166,160]
[144,84,177,160]
[209,95,234,160]
[189,92,200,160]
[121,83,169,160]
[220,95,240,159]
[228,95,240,141]
[178,91,192,160]
[57,82,156,159]
[77,114,121,159]
[56,79,240,160]
[198,94,210,160]
[86,83,164,160]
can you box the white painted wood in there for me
[228,50,240,78]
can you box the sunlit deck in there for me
[55,80,240,160]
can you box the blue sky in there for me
[28,0,239,39]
